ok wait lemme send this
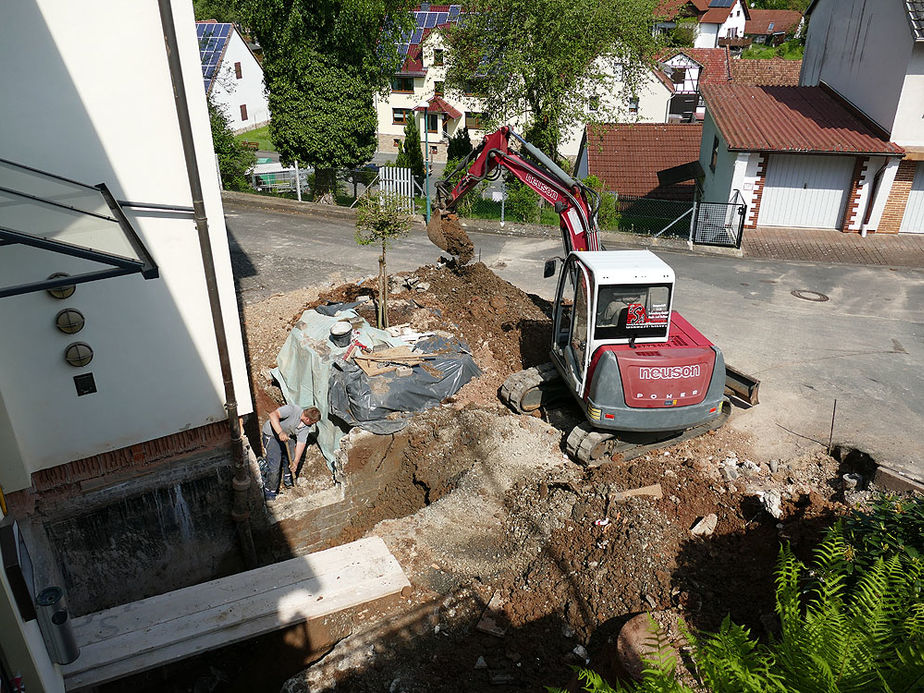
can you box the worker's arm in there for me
[268,408,289,442]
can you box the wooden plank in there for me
[70,536,388,647]
[62,537,409,690]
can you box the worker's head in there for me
[301,407,321,425]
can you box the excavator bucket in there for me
[426,211,474,265]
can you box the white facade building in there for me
[197,21,269,132]
[0,2,252,688]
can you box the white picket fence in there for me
[378,166,417,213]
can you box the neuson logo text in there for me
[524,173,559,201]
[638,365,701,380]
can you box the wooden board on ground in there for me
[61,536,410,690]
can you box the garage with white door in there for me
[899,162,924,234]
[757,154,856,229]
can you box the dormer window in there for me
[433,49,444,66]
[768,22,775,31]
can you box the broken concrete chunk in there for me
[475,656,488,669]
[476,592,507,637]
[759,489,783,519]
[572,644,589,662]
[690,513,718,537]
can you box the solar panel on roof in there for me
[436,12,448,24]
[398,43,410,56]
[411,28,424,43]
[448,5,460,20]
[415,12,427,26]
[709,0,733,7]
[424,12,437,28]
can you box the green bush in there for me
[207,97,256,191]
[506,176,541,223]
[582,175,618,230]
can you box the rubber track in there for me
[499,362,562,413]
[565,400,732,466]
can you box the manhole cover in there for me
[791,290,829,302]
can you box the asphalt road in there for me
[223,201,924,481]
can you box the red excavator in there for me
[427,127,758,465]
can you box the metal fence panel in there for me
[692,201,746,248]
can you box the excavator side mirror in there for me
[543,259,558,279]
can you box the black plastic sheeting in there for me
[328,335,481,434]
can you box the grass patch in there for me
[235,125,274,151]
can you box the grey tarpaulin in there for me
[271,306,480,470]
[329,334,480,435]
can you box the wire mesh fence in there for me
[614,195,694,238]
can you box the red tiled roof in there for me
[414,95,462,119]
[701,6,732,24]
[700,84,904,155]
[399,45,426,76]
[584,123,703,200]
[730,58,801,86]
[654,0,710,19]
[745,10,802,35]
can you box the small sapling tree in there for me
[355,191,412,328]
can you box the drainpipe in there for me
[157,0,256,567]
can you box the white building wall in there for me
[731,152,762,225]
[695,24,719,48]
[720,1,748,38]
[892,46,924,145]
[698,111,736,203]
[800,0,912,137]
[208,29,269,132]
[0,0,252,490]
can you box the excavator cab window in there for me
[595,284,671,340]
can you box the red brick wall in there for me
[841,156,869,233]
[5,422,230,515]
[878,160,918,234]
[745,154,768,229]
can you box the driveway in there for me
[222,198,924,483]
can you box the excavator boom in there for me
[427,127,601,262]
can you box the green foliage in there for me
[241,1,414,173]
[506,176,541,223]
[666,18,697,48]
[447,127,474,161]
[207,98,256,191]
[395,115,425,184]
[748,0,809,10]
[192,0,241,23]
[555,497,924,693]
[582,175,618,230]
[444,0,661,160]
[741,40,804,61]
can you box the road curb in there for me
[222,191,357,222]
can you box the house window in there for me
[427,113,438,133]
[767,22,775,31]
[589,96,600,112]
[433,49,444,66]
[391,76,415,93]
[430,145,438,156]
[670,67,685,85]
[628,97,639,114]
[234,61,242,79]
[434,81,444,96]
[240,104,248,121]
[710,136,719,172]
[393,108,412,125]
[393,138,402,149]
[466,111,484,130]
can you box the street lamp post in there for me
[418,99,431,223]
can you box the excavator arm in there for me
[428,127,602,261]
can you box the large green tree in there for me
[207,97,256,191]
[241,1,414,199]
[444,0,660,159]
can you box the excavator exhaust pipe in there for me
[426,210,474,265]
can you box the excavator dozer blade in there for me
[725,364,760,406]
[426,211,474,265]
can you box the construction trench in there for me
[83,260,888,693]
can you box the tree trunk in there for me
[315,167,337,204]
[377,243,389,329]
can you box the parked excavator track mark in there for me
[565,399,732,466]
[499,362,566,413]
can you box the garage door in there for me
[758,154,855,228]
[899,162,924,234]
